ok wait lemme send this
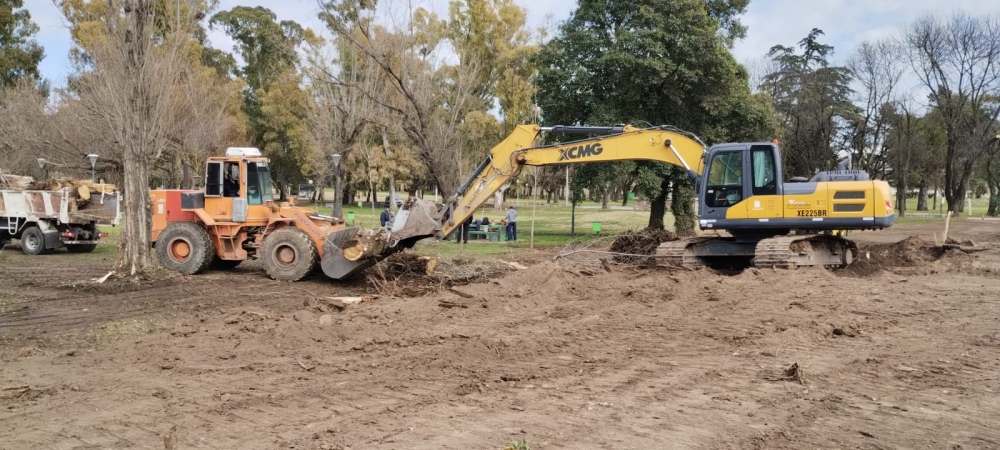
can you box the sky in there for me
[24,0,1000,89]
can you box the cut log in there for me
[77,185,91,202]
[419,256,438,275]
[341,228,390,261]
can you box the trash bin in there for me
[347,211,355,222]
[592,222,602,234]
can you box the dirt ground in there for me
[1,220,999,449]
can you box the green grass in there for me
[901,195,991,217]
[308,198,661,257]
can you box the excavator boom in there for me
[417,125,708,239]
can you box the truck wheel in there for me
[20,226,47,255]
[261,227,316,281]
[66,244,98,253]
[156,222,214,275]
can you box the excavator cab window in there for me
[751,145,777,196]
[705,151,744,207]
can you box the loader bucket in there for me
[320,227,378,280]
[320,198,442,281]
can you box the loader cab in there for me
[203,147,275,223]
[699,143,784,223]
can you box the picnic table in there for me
[468,224,505,241]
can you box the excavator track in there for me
[656,237,714,268]
[655,234,859,270]
[753,234,858,269]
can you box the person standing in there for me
[379,207,392,230]
[457,215,472,244]
[505,206,518,241]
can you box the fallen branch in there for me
[438,300,470,309]
[93,271,115,283]
[448,288,475,299]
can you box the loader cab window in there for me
[223,163,240,197]
[205,162,223,197]
[246,161,274,205]
[751,145,777,196]
[705,151,744,207]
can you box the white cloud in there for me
[733,0,1000,64]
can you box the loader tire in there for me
[261,227,316,282]
[157,222,214,275]
[20,226,47,256]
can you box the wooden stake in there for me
[942,211,953,244]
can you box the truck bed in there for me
[0,188,120,225]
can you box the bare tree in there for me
[318,1,484,199]
[905,12,1000,213]
[846,38,906,177]
[304,38,380,218]
[72,0,185,275]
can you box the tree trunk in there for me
[918,181,928,211]
[988,182,999,217]
[571,201,577,236]
[647,177,670,229]
[116,0,156,276]
[601,187,610,210]
[381,128,397,211]
[987,149,1000,217]
[671,170,696,236]
[621,186,629,207]
[181,159,191,189]
[895,173,907,217]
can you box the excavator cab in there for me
[696,142,894,234]
[698,143,784,226]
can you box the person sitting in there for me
[223,165,239,197]
[481,216,491,226]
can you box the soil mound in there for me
[841,236,943,277]
[609,228,679,263]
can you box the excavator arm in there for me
[433,124,708,238]
[321,124,708,280]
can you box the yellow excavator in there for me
[383,124,895,270]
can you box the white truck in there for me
[0,183,121,255]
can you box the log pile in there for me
[609,228,679,263]
[25,178,119,211]
[0,174,34,189]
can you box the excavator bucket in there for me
[389,198,443,247]
[319,198,442,280]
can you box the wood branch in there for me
[341,228,391,261]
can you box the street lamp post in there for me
[331,153,343,219]
[86,154,99,183]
